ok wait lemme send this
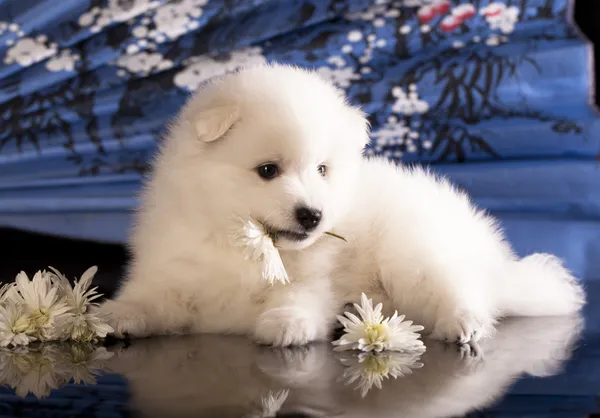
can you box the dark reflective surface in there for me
[1,283,599,417]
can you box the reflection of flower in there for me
[46,49,80,72]
[332,293,425,352]
[339,351,424,397]
[231,218,289,285]
[0,343,112,398]
[58,344,113,385]
[247,389,290,418]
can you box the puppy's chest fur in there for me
[282,237,383,302]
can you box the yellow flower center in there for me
[30,309,50,326]
[364,323,388,344]
[362,355,390,376]
[11,315,32,334]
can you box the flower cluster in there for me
[0,342,112,398]
[0,267,113,348]
[367,84,431,160]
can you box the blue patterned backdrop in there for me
[0,0,598,279]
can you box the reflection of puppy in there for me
[106,314,583,418]
[98,64,584,346]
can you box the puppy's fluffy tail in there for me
[499,254,585,317]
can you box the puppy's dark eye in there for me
[257,163,280,180]
[317,164,327,176]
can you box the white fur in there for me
[98,64,585,345]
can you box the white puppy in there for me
[99,64,585,346]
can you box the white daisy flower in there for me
[339,351,424,397]
[10,271,71,341]
[58,312,114,343]
[49,266,102,314]
[0,267,112,344]
[0,283,16,304]
[0,303,37,347]
[231,218,289,285]
[48,266,113,342]
[332,293,425,352]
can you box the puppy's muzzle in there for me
[295,206,322,231]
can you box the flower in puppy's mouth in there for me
[232,218,348,285]
[338,351,424,397]
[232,218,290,285]
[332,293,425,353]
[266,227,309,243]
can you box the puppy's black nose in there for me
[295,206,322,231]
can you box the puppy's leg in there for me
[96,270,193,338]
[380,260,495,344]
[253,279,337,347]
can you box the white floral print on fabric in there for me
[319,4,397,89]
[111,0,207,56]
[115,51,173,76]
[317,67,360,88]
[395,1,522,48]
[0,21,25,41]
[46,49,81,72]
[151,0,207,40]
[391,85,429,115]
[78,0,162,33]
[4,36,57,67]
[367,84,431,159]
[481,3,520,34]
[173,47,267,91]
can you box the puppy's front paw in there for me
[431,312,492,344]
[254,307,320,347]
[94,300,149,339]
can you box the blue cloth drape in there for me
[0,0,598,279]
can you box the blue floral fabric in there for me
[0,1,598,279]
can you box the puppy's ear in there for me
[194,105,239,143]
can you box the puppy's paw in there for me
[93,300,149,339]
[431,312,492,344]
[254,307,321,347]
